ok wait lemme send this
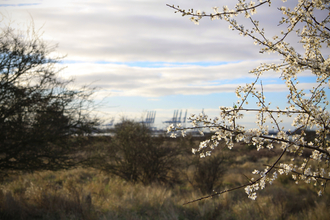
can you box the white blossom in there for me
[167,0,330,200]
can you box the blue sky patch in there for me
[0,3,40,7]
[61,60,238,68]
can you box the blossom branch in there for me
[183,146,287,205]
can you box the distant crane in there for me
[183,109,188,124]
[145,111,156,125]
[107,117,115,127]
[163,109,188,127]
[96,117,115,133]
[140,111,156,128]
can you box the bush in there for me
[93,120,181,185]
[190,153,227,195]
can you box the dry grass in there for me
[1,140,329,220]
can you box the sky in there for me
[0,0,327,130]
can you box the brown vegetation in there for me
[0,135,329,220]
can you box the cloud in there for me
[3,0,326,128]
[2,0,320,64]
[148,98,160,101]
[0,3,41,7]
[58,60,317,99]
[4,0,286,63]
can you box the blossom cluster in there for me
[167,0,330,200]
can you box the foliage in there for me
[167,0,330,201]
[190,153,227,194]
[0,23,98,175]
[92,120,181,185]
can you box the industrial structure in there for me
[163,109,188,127]
[141,111,156,128]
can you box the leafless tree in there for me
[0,23,99,176]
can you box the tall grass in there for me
[0,138,329,220]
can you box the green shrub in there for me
[190,153,227,195]
[94,119,181,185]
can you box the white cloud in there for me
[3,0,284,63]
[57,59,319,100]
[58,60,282,97]
[2,0,325,128]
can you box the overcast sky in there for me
[0,0,324,130]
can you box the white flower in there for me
[168,0,330,199]
[167,124,174,133]
[249,192,257,200]
[170,133,177,138]
[181,130,186,137]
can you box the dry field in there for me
[1,138,329,220]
